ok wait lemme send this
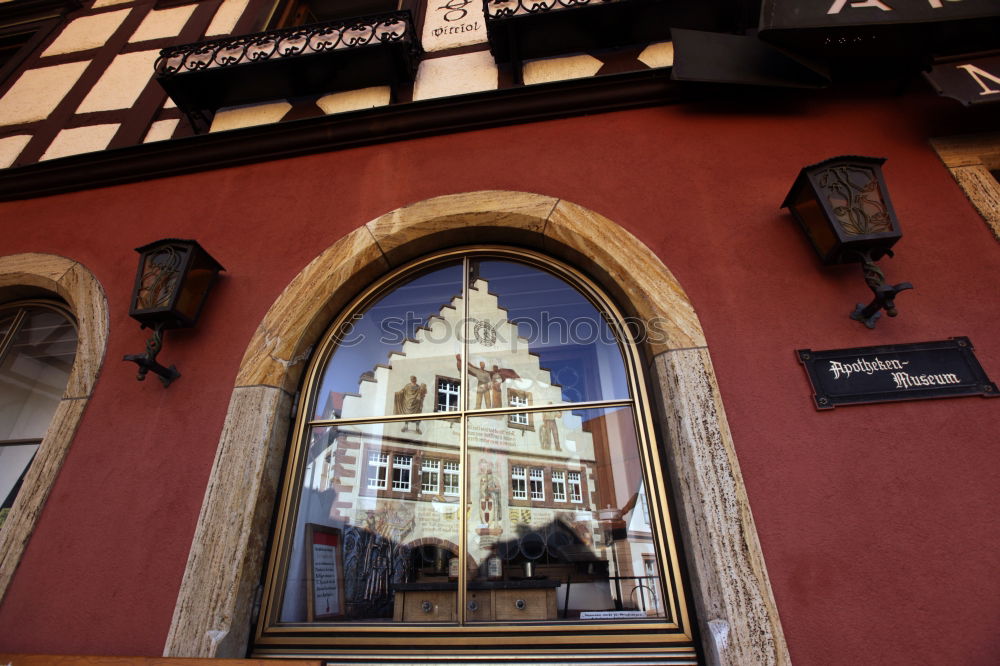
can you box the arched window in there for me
[0,300,77,528]
[254,248,697,659]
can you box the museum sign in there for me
[797,337,997,409]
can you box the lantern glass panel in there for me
[791,186,838,262]
[174,256,217,323]
[813,164,894,237]
[134,244,190,313]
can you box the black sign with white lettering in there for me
[924,54,1000,106]
[760,0,998,30]
[797,337,997,410]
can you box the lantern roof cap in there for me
[781,155,887,209]
[134,238,225,272]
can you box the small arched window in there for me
[0,301,77,528]
[254,248,698,660]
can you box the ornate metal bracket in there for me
[123,322,181,387]
[848,250,913,329]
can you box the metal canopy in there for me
[671,28,829,89]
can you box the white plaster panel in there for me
[421,0,487,52]
[316,86,391,115]
[93,0,133,6]
[523,54,603,86]
[638,41,674,69]
[76,50,158,113]
[143,118,179,143]
[0,61,90,126]
[206,0,250,37]
[42,9,130,56]
[40,123,120,160]
[0,135,32,168]
[210,101,291,132]
[412,51,497,101]
[130,5,196,43]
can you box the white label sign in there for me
[422,0,488,52]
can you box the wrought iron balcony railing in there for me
[155,10,421,131]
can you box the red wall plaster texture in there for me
[0,87,997,664]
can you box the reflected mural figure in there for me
[465,358,493,408]
[539,405,562,451]
[394,376,427,433]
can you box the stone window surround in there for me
[0,253,109,606]
[931,131,1000,241]
[163,190,791,665]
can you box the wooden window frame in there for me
[931,131,1000,241]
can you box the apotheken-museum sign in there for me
[797,337,997,409]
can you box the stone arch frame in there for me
[165,191,791,665]
[0,253,109,604]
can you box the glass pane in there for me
[465,406,667,623]
[0,442,39,528]
[0,313,14,340]
[465,260,629,410]
[0,308,76,441]
[280,418,461,624]
[313,262,464,420]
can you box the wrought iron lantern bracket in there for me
[123,321,180,387]
[123,239,224,388]
[783,155,914,329]
[847,249,913,329]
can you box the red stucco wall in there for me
[0,87,997,664]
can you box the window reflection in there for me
[313,262,463,420]
[281,419,461,623]
[0,303,77,529]
[465,261,629,408]
[464,407,667,622]
[274,254,671,633]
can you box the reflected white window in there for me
[392,454,412,491]
[421,458,440,493]
[436,377,460,412]
[508,390,529,426]
[443,460,460,496]
[568,471,582,503]
[529,468,544,501]
[367,451,388,489]
[551,470,566,502]
[511,465,527,500]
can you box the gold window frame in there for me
[253,247,698,660]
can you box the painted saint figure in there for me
[394,375,427,433]
[539,407,562,450]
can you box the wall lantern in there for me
[782,155,913,329]
[123,239,225,386]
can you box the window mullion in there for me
[457,255,470,626]
[0,308,27,363]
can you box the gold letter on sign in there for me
[956,64,1000,96]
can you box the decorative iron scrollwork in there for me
[484,0,614,20]
[815,164,894,237]
[155,11,418,77]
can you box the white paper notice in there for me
[312,542,340,618]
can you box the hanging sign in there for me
[924,54,1000,106]
[797,337,997,409]
[760,0,998,30]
